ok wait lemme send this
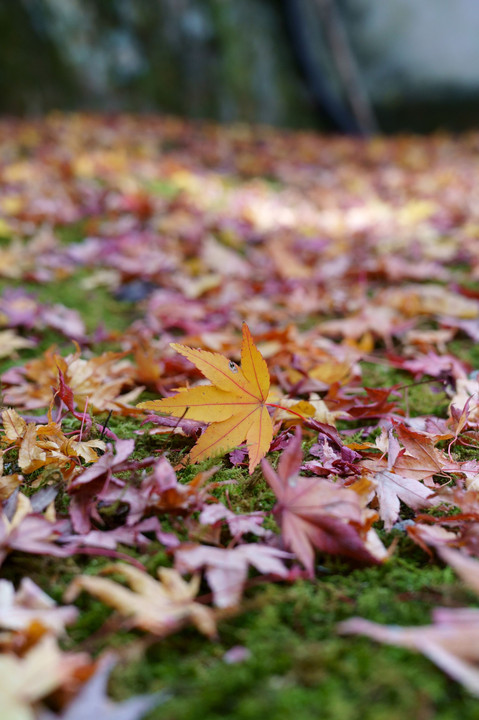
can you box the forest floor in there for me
[1,115,479,719]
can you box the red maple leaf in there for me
[261,427,384,576]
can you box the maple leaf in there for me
[65,563,217,639]
[449,377,479,425]
[0,473,22,501]
[0,577,78,635]
[403,488,479,557]
[39,655,166,720]
[1,407,105,478]
[175,543,291,607]
[135,461,221,517]
[0,635,91,720]
[406,522,458,555]
[67,439,148,533]
[338,614,479,696]
[0,329,35,358]
[372,470,439,530]
[361,422,459,483]
[61,517,178,555]
[398,351,467,381]
[303,431,362,477]
[2,346,142,413]
[392,423,459,481]
[199,503,268,539]
[261,427,386,576]
[138,323,275,473]
[0,492,72,567]
[439,547,479,595]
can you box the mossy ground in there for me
[3,225,479,719]
[5,536,478,719]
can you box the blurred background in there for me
[3,0,479,134]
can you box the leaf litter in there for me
[1,115,479,714]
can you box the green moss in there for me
[400,382,449,418]
[360,361,406,389]
[6,501,471,719]
[0,280,131,362]
[104,557,478,719]
[448,339,479,368]
[34,270,134,334]
[359,361,449,418]
[55,220,90,245]
[451,442,479,461]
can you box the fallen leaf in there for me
[175,543,291,607]
[199,503,268,538]
[0,473,22,501]
[261,427,385,576]
[138,323,274,473]
[0,492,72,566]
[362,422,459,482]
[406,522,458,555]
[2,346,142,413]
[0,577,78,634]
[65,563,217,639]
[439,547,479,595]
[0,635,90,720]
[39,654,166,720]
[0,329,35,358]
[392,423,459,481]
[338,614,479,696]
[373,470,438,530]
[1,408,105,478]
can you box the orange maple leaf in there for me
[137,323,276,473]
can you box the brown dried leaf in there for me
[65,563,217,639]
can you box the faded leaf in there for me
[439,547,479,595]
[39,654,166,720]
[338,616,479,697]
[0,635,90,720]
[1,409,105,477]
[175,543,291,607]
[392,423,459,481]
[2,347,142,413]
[65,563,217,639]
[0,577,78,634]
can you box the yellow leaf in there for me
[138,323,273,473]
[0,330,34,359]
[18,424,46,473]
[309,361,352,385]
[0,635,90,719]
[0,474,21,501]
[2,408,27,441]
[287,400,316,417]
[0,218,12,237]
[2,412,104,478]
